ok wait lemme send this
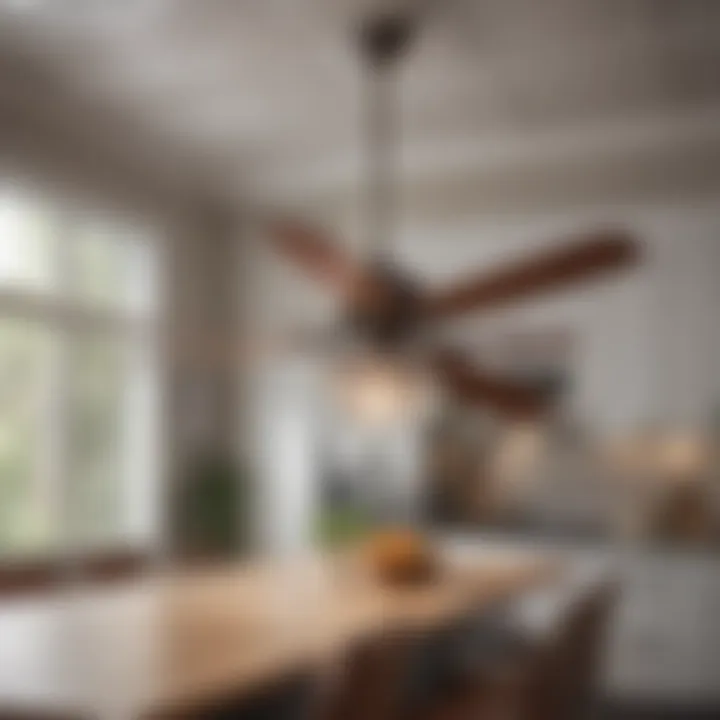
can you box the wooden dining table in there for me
[0,550,559,720]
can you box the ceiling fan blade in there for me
[423,230,639,320]
[431,348,548,418]
[269,220,377,298]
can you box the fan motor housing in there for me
[347,261,423,347]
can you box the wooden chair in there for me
[315,630,417,720]
[551,580,618,719]
[313,612,491,720]
[420,579,618,720]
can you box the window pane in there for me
[67,219,158,316]
[0,319,53,553]
[65,333,127,545]
[0,191,55,291]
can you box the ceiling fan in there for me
[264,10,639,419]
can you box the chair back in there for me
[523,579,618,720]
[315,631,415,720]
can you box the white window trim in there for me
[0,205,166,565]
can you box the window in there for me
[0,186,161,558]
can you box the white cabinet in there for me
[605,551,720,703]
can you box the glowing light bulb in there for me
[332,355,434,428]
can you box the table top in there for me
[0,551,559,720]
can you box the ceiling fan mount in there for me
[358,12,417,66]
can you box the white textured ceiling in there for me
[1,0,720,210]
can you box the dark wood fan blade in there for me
[423,230,639,320]
[269,221,376,297]
[432,348,548,417]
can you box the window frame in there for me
[0,191,165,571]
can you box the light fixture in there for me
[655,431,708,481]
[332,350,436,428]
[491,422,546,503]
